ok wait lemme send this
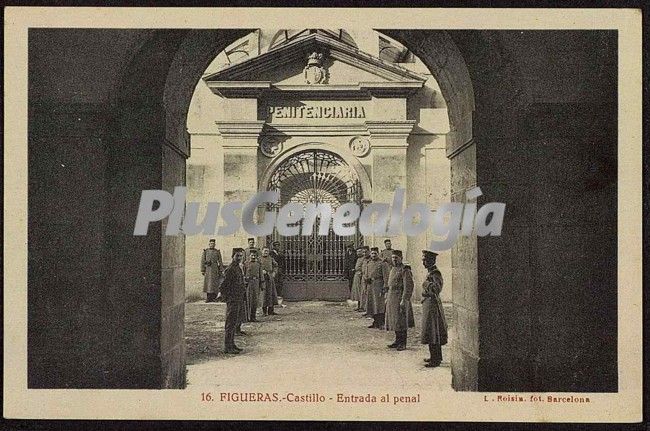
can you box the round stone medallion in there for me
[349,136,370,157]
[260,137,284,158]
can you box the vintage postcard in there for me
[3,7,643,422]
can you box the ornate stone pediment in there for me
[204,32,425,98]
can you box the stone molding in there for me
[262,124,369,137]
[366,120,416,141]
[214,120,265,140]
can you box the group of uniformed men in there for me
[202,236,448,365]
[200,238,285,354]
[347,239,448,367]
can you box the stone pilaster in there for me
[216,121,264,261]
[367,120,415,253]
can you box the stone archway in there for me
[97,27,478,390]
[157,29,477,390]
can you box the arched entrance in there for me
[266,149,363,301]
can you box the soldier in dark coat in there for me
[259,247,279,316]
[245,249,263,322]
[244,237,260,264]
[385,250,415,351]
[351,247,365,311]
[221,248,246,354]
[420,250,448,367]
[201,239,224,303]
[269,241,285,297]
[380,239,393,266]
[365,247,390,328]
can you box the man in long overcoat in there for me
[360,246,371,317]
[385,250,415,351]
[351,247,365,311]
[245,249,263,322]
[259,247,279,316]
[420,250,448,367]
[365,247,390,328]
[221,248,246,354]
[201,239,224,303]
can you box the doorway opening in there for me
[266,148,363,300]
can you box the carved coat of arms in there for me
[303,52,328,84]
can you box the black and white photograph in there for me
[4,7,642,422]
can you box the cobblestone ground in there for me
[185,301,453,393]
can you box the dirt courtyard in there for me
[185,300,453,393]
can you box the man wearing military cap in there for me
[244,249,262,323]
[385,249,415,351]
[221,248,246,354]
[201,239,224,303]
[365,247,390,328]
[259,247,279,316]
[420,250,448,367]
[380,239,393,266]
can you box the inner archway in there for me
[180,27,469,390]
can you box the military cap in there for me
[209,238,216,242]
[370,247,379,252]
[273,240,281,246]
[250,248,259,255]
[391,249,403,258]
[362,245,370,250]
[384,238,391,244]
[232,247,244,257]
[247,237,255,241]
[422,250,438,259]
[356,246,365,251]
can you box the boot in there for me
[268,306,277,315]
[262,307,268,316]
[396,331,407,351]
[425,343,442,367]
[249,308,258,322]
[387,332,400,348]
[224,344,241,354]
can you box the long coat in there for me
[259,256,279,307]
[270,249,285,294]
[420,266,448,345]
[380,249,393,265]
[245,260,263,320]
[365,258,389,315]
[220,262,246,300]
[360,257,371,310]
[201,248,224,294]
[385,264,415,331]
[350,256,364,302]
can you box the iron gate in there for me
[266,149,363,300]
